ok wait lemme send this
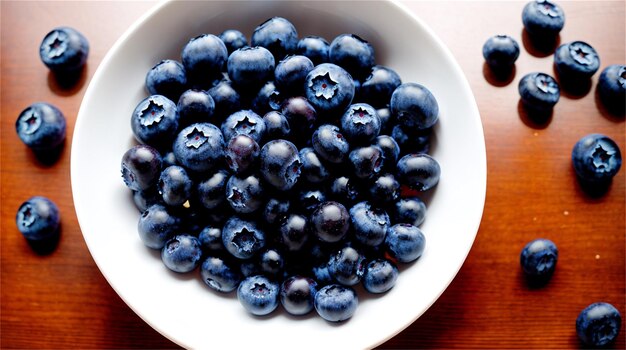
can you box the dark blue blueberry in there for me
[177,89,215,126]
[598,65,626,115]
[161,234,202,273]
[375,135,400,170]
[305,63,355,116]
[311,201,350,243]
[251,81,283,115]
[576,302,622,347]
[225,134,260,174]
[16,196,60,241]
[299,147,330,184]
[240,261,262,278]
[201,255,242,293]
[396,153,441,191]
[208,81,242,120]
[391,125,431,155]
[280,275,318,316]
[280,96,317,147]
[314,284,358,322]
[328,246,366,286]
[130,95,179,149]
[219,29,248,54]
[162,151,178,167]
[196,169,229,210]
[222,217,266,259]
[329,34,375,80]
[296,36,330,65]
[121,144,162,192]
[572,134,622,184]
[554,41,600,81]
[157,165,193,207]
[358,66,402,108]
[369,173,400,203]
[251,17,298,61]
[198,226,223,251]
[518,72,560,113]
[298,189,326,214]
[181,34,228,86]
[16,102,66,151]
[312,264,334,287]
[39,27,89,73]
[227,46,275,91]
[221,110,266,143]
[311,124,350,164]
[350,201,389,247]
[390,83,439,130]
[340,103,381,144]
[522,0,565,38]
[137,204,180,249]
[237,275,280,316]
[263,198,290,225]
[274,55,314,95]
[520,238,558,281]
[349,145,384,179]
[330,176,360,204]
[362,258,398,294]
[280,213,309,252]
[259,139,302,191]
[226,174,264,214]
[385,223,426,263]
[376,107,394,134]
[482,35,520,70]
[172,122,225,173]
[262,111,291,141]
[259,248,285,278]
[132,189,162,212]
[145,60,187,102]
[394,197,427,227]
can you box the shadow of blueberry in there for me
[521,29,560,58]
[553,64,593,99]
[482,62,516,87]
[575,176,613,198]
[594,83,626,120]
[26,230,61,256]
[31,140,65,166]
[517,99,553,129]
[46,64,88,96]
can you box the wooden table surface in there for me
[1,1,624,349]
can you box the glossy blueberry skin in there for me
[157,165,193,207]
[385,223,426,263]
[576,302,622,347]
[200,256,242,293]
[196,169,229,210]
[395,197,427,227]
[225,134,260,174]
[296,36,330,65]
[349,145,384,179]
[598,65,626,115]
[312,264,334,287]
[137,204,180,249]
[177,89,215,126]
[358,66,402,108]
[311,201,350,243]
[132,189,162,212]
[298,190,326,213]
[375,135,400,170]
[376,108,394,134]
[237,275,280,316]
[280,213,309,252]
[363,258,398,294]
[370,174,400,203]
[482,35,520,70]
[198,226,223,251]
[222,217,266,259]
[391,125,431,155]
[340,103,381,144]
[219,29,248,54]
[146,60,187,102]
[330,176,360,204]
[39,27,89,73]
[299,147,330,184]
[397,153,441,191]
[16,196,60,241]
[221,110,266,143]
[161,234,202,273]
[280,96,317,146]
[572,134,622,184]
[520,238,558,281]
[263,198,290,225]
[251,17,298,61]
[259,248,285,277]
[314,284,358,322]
[328,246,366,286]
[391,83,439,130]
[350,201,390,247]
[259,139,302,191]
[305,63,356,116]
[262,111,290,141]
[226,174,264,214]
[280,275,318,315]
[16,102,66,151]
[162,151,177,167]
[121,144,162,192]
[329,34,375,80]
[252,81,282,115]
[518,72,560,113]
[208,81,242,120]
[311,124,351,164]
[554,41,600,81]
[522,0,565,38]
[275,55,314,95]
[227,47,275,90]
[172,122,225,173]
[131,95,179,149]
[181,34,228,85]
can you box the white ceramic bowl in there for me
[71,1,486,348]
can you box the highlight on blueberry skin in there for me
[597,64,626,115]
[225,174,264,214]
[519,238,558,282]
[16,196,61,242]
[311,201,350,243]
[328,246,366,286]
[349,201,390,247]
[521,0,565,38]
[222,217,266,260]
[571,133,622,185]
[177,89,216,127]
[161,234,203,273]
[340,103,381,145]
[227,46,276,91]
[390,82,439,130]
[121,144,162,192]
[131,95,179,149]
[237,275,280,316]
[221,110,266,144]
[145,59,187,102]
[137,204,180,249]
[251,17,298,61]
[385,223,426,263]
[518,72,560,114]
[576,302,622,348]
[329,34,375,81]
[304,63,356,116]
[394,197,427,227]
[296,36,330,66]
[363,258,399,294]
[181,34,228,86]
[554,41,600,82]
[172,122,225,173]
[280,275,318,316]
[314,284,358,322]
[39,26,89,73]
[157,165,193,207]
[201,255,243,293]
[196,169,229,210]
[396,153,441,191]
[16,102,66,152]
[219,29,248,55]
[482,35,520,71]
[259,139,302,191]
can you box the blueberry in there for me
[137,204,180,249]
[358,65,402,108]
[482,35,520,71]
[237,275,280,316]
[314,284,358,322]
[219,29,248,54]
[263,198,290,225]
[340,103,381,144]
[522,0,565,38]
[280,96,317,146]
[227,47,275,91]
[172,122,225,173]
[349,145,384,179]
[280,276,318,316]
[208,81,242,120]
[311,201,350,243]
[396,153,441,191]
[329,34,375,80]
[39,27,89,73]
[251,81,282,115]
[132,189,162,212]
[274,55,314,95]
[554,41,600,81]
[161,234,202,273]
[394,197,427,227]
[262,111,290,141]
[201,256,242,293]
[226,174,264,214]
[330,176,360,204]
[296,36,330,65]
[157,165,193,207]
[221,110,266,143]
[312,264,334,287]
[16,102,66,151]
[251,17,298,61]
[177,89,215,127]
[121,144,162,192]
[362,258,398,294]
[572,134,622,184]
[598,65,626,115]
[576,302,622,347]
[280,214,309,252]
[198,226,223,251]
[225,134,260,174]
[240,261,262,278]
[196,169,229,210]
[145,59,187,102]
[375,135,400,169]
[259,248,285,278]
[162,151,178,167]
[305,63,356,116]
[312,125,351,165]
[298,190,326,214]
[520,238,558,282]
[181,34,228,86]
[376,108,394,134]
[390,83,439,130]
[299,147,330,184]
[259,139,302,191]
[391,125,431,155]
[130,95,179,149]
[16,196,61,241]
[369,173,400,203]
[222,217,266,259]
[350,201,390,247]
[385,223,426,263]
[518,72,560,114]
[328,246,366,286]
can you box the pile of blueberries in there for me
[121,17,441,322]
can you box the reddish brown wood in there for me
[1,1,624,349]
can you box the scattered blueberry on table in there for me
[519,238,558,283]
[576,302,622,347]
[554,41,600,84]
[39,26,89,74]
[482,35,520,73]
[518,72,560,115]
[16,102,67,156]
[597,64,626,115]
[572,133,622,186]
[521,0,565,40]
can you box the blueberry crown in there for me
[310,72,338,99]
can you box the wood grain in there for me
[1,1,624,349]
